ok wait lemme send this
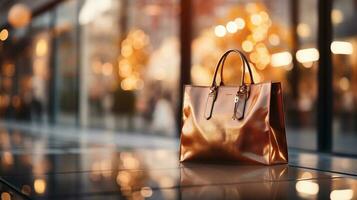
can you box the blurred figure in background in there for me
[151,90,175,136]
[31,76,46,123]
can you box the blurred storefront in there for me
[0,0,356,154]
[0,0,180,137]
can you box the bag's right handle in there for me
[205,49,255,120]
[210,49,255,89]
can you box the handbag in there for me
[179,49,288,165]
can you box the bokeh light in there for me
[8,3,31,28]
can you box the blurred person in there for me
[139,82,160,124]
[112,89,135,130]
[339,90,354,132]
[31,76,46,123]
[151,91,175,136]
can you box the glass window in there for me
[6,12,52,123]
[332,0,357,154]
[31,15,52,123]
[291,0,318,150]
[191,0,317,150]
[54,0,80,126]
[79,0,180,136]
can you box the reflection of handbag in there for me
[179,49,288,165]
[180,163,288,199]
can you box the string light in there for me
[226,21,238,33]
[214,25,226,37]
[297,23,311,38]
[271,51,292,67]
[242,40,254,52]
[331,41,353,55]
[296,48,319,63]
[234,18,245,29]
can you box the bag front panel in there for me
[180,83,273,164]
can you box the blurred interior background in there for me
[0,0,356,154]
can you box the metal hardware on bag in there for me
[234,96,239,103]
[209,87,216,95]
[204,86,218,120]
[232,85,249,120]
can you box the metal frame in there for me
[48,8,58,125]
[317,0,333,153]
[177,0,192,136]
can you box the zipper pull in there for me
[232,88,248,120]
[232,95,240,120]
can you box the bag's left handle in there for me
[205,49,253,120]
[211,49,255,88]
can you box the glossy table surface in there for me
[0,123,357,200]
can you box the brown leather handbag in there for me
[179,49,288,165]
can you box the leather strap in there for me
[210,49,255,88]
[205,49,254,120]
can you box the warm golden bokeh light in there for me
[330,189,353,200]
[242,40,254,52]
[331,9,344,24]
[102,62,113,76]
[198,2,290,84]
[268,34,280,46]
[214,25,226,37]
[295,180,319,197]
[271,51,292,67]
[36,39,48,57]
[297,23,311,38]
[122,155,139,169]
[8,3,32,28]
[245,3,258,13]
[117,29,149,91]
[296,48,319,63]
[302,62,314,68]
[0,29,9,41]
[226,21,238,33]
[300,172,313,179]
[121,45,133,57]
[140,187,153,198]
[2,151,13,166]
[234,18,245,29]
[339,77,350,91]
[118,59,132,77]
[252,29,266,42]
[331,41,353,55]
[33,59,47,77]
[250,14,262,25]
[34,178,46,194]
[1,192,11,200]
[121,76,143,91]
[116,171,131,185]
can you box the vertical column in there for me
[75,0,81,127]
[177,0,192,136]
[317,0,333,152]
[288,0,300,127]
[48,9,58,125]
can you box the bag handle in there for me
[210,49,255,89]
[205,49,254,120]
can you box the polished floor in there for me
[0,123,357,199]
